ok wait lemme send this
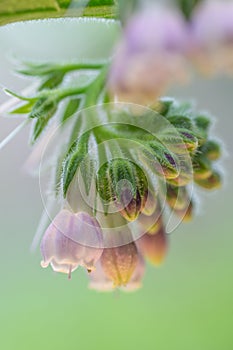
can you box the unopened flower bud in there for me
[145,143,179,180]
[100,243,138,287]
[40,209,103,277]
[195,171,222,190]
[136,227,168,266]
[136,210,163,236]
[193,155,212,180]
[166,160,193,187]
[179,129,199,152]
[100,159,148,221]
[141,190,157,216]
[173,201,194,223]
[166,185,191,211]
[118,187,145,222]
[201,140,221,161]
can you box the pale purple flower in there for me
[189,0,233,75]
[121,256,145,292]
[89,255,145,292]
[88,262,114,292]
[108,6,189,106]
[40,209,103,277]
[100,242,138,287]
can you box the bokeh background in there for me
[0,18,232,350]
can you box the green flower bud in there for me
[166,185,191,211]
[166,160,193,187]
[146,142,179,179]
[138,214,163,236]
[193,155,212,180]
[178,129,199,152]
[141,191,157,216]
[173,201,194,222]
[167,115,193,130]
[97,159,148,221]
[195,171,222,190]
[194,115,211,144]
[201,140,221,161]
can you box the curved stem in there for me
[0,119,29,151]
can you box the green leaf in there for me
[30,96,58,142]
[80,154,95,195]
[29,96,56,118]
[38,71,66,90]
[0,0,116,27]
[10,100,35,114]
[4,88,36,101]
[62,132,90,196]
[96,162,113,203]
[61,98,82,123]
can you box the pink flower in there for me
[136,226,168,266]
[89,255,145,292]
[88,262,114,292]
[40,209,103,277]
[121,256,145,292]
[100,242,138,287]
[108,6,189,106]
[189,0,233,75]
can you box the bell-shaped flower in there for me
[108,5,189,106]
[89,255,145,292]
[40,209,103,277]
[121,255,145,292]
[189,0,233,76]
[88,262,114,292]
[136,226,168,266]
[100,242,138,287]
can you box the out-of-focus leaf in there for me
[4,88,36,101]
[10,100,35,114]
[38,71,66,90]
[0,0,116,27]
[30,96,58,143]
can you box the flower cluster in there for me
[0,0,226,292]
[40,207,168,292]
[38,98,222,291]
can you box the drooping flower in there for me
[88,261,114,292]
[89,254,145,292]
[100,242,138,287]
[189,0,233,76]
[108,5,189,106]
[121,256,145,292]
[40,209,103,277]
[136,226,168,266]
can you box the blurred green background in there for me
[0,18,232,350]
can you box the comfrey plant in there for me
[0,0,229,291]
